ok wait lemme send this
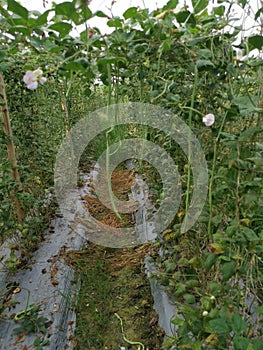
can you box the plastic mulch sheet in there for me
[0,217,83,350]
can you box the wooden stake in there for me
[0,72,25,223]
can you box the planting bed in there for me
[0,164,176,350]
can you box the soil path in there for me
[67,166,164,349]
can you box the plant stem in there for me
[235,141,241,229]
[185,63,198,213]
[181,105,204,117]
[207,111,228,238]
[105,63,122,220]
[114,312,145,349]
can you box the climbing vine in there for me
[0,0,263,348]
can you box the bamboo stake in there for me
[0,72,25,223]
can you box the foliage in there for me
[14,304,50,349]
[0,0,263,348]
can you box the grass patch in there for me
[67,243,164,350]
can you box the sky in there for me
[20,0,172,34]
[21,0,170,13]
[19,0,261,44]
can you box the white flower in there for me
[39,77,47,84]
[236,49,243,60]
[202,310,209,317]
[33,68,43,77]
[210,295,216,301]
[23,71,38,90]
[23,68,47,90]
[202,113,215,127]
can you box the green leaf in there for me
[80,7,92,21]
[201,296,212,310]
[94,10,109,18]
[232,95,260,115]
[34,337,41,346]
[44,43,64,52]
[98,56,127,66]
[0,63,11,72]
[55,2,86,24]
[133,43,148,53]
[204,253,217,270]
[13,326,24,334]
[238,0,247,8]
[55,2,75,17]
[247,156,263,168]
[209,318,230,334]
[239,126,263,141]
[254,305,263,314]
[197,59,215,69]
[192,0,209,14]
[198,49,212,59]
[48,22,72,37]
[75,58,89,68]
[233,336,250,350]
[227,63,237,76]
[252,339,263,350]
[207,282,221,296]
[63,61,84,71]
[36,10,50,26]
[242,226,259,242]
[255,7,263,20]
[164,260,176,273]
[0,5,12,18]
[192,341,202,350]
[232,314,247,334]
[214,5,225,16]
[123,7,138,19]
[7,0,28,19]
[221,260,236,281]
[6,16,27,26]
[84,88,91,97]
[39,325,47,333]
[0,50,6,58]
[248,35,263,50]
[123,31,136,43]
[159,38,171,53]
[42,339,50,345]
[183,293,196,304]
[174,282,186,297]
[171,316,184,326]
[164,0,179,10]
[107,17,123,28]
[38,317,48,323]
[8,25,31,35]
[175,11,196,25]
